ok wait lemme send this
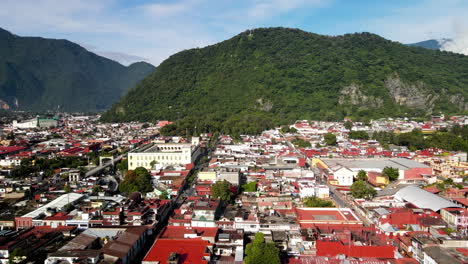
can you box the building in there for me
[128,142,201,170]
[15,193,84,229]
[12,117,57,129]
[295,208,362,228]
[142,238,212,264]
[423,246,468,264]
[395,186,461,212]
[367,171,390,187]
[45,226,151,264]
[316,158,433,186]
[440,208,468,229]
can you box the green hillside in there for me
[101,27,468,135]
[0,28,155,112]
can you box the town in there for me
[0,114,467,264]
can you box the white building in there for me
[128,142,201,170]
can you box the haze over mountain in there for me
[408,38,468,56]
[0,27,155,112]
[102,27,468,135]
[79,43,150,66]
[407,39,450,50]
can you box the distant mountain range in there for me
[406,38,453,50]
[101,28,468,135]
[0,27,155,112]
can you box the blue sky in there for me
[1,0,467,65]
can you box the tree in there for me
[303,196,334,207]
[119,167,153,194]
[92,185,103,194]
[382,167,399,181]
[280,126,297,134]
[159,190,169,199]
[9,248,26,264]
[436,182,446,192]
[356,170,367,181]
[344,120,353,130]
[64,184,72,193]
[245,233,280,264]
[116,159,128,172]
[241,182,257,192]
[211,180,234,202]
[349,131,369,140]
[291,137,311,148]
[324,133,337,146]
[350,181,376,199]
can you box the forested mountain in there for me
[0,28,155,112]
[101,27,468,135]
[407,39,443,50]
[406,39,452,50]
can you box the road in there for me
[85,154,125,177]
[328,184,372,226]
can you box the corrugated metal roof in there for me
[395,186,460,212]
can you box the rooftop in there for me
[323,158,430,170]
[395,186,460,212]
[143,238,211,264]
[22,193,84,218]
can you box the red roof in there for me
[143,238,211,264]
[452,198,468,207]
[298,158,306,167]
[396,152,410,157]
[380,211,418,229]
[157,121,173,128]
[0,146,26,155]
[159,226,218,239]
[424,186,441,194]
[316,240,395,258]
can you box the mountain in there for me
[101,27,468,135]
[406,38,452,50]
[0,27,155,112]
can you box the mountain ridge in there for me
[0,27,155,112]
[99,27,468,134]
[406,38,453,50]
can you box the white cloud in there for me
[141,0,201,17]
[7,0,467,66]
[247,0,326,20]
[353,0,468,43]
[441,21,468,55]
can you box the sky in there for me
[1,0,468,66]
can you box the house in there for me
[367,171,389,187]
[191,200,221,228]
[440,208,468,230]
[328,166,354,186]
[142,238,212,264]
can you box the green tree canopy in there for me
[344,120,353,130]
[350,180,376,199]
[324,133,337,146]
[211,180,234,202]
[349,131,369,140]
[241,182,257,192]
[245,233,281,264]
[119,167,153,194]
[356,170,368,181]
[303,196,334,207]
[291,137,311,148]
[382,167,399,181]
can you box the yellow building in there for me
[198,171,217,182]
